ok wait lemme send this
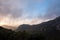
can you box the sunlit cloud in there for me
[0,0,60,28]
[0,0,45,26]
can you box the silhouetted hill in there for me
[0,26,46,40]
[0,16,60,40]
[17,24,32,31]
[0,26,14,40]
[17,16,60,32]
[2,25,16,30]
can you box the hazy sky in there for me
[0,0,60,26]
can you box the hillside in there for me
[17,16,60,32]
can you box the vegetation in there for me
[0,27,46,40]
[0,17,60,40]
[0,26,60,40]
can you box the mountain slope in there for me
[2,25,16,30]
[17,16,60,31]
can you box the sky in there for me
[0,0,60,27]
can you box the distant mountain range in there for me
[17,16,60,32]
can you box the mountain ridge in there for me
[17,16,60,31]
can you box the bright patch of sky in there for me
[23,0,50,19]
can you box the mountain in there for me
[0,16,60,40]
[17,16,60,32]
[17,24,32,31]
[1,25,16,30]
[0,26,14,40]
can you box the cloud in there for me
[0,0,43,18]
[0,0,45,26]
[44,0,60,19]
[0,0,25,17]
[0,0,60,27]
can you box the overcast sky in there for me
[0,0,60,26]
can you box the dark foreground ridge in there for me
[0,16,60,40]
